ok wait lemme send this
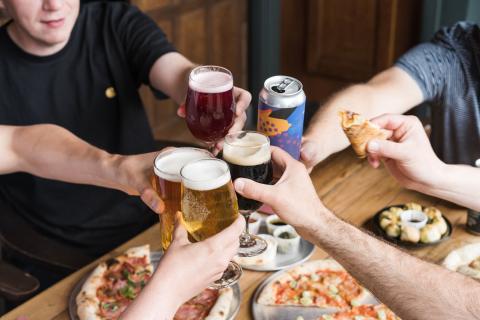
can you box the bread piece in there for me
[339,111,388,158]
[400,225,420,243]
[420,225,441,243]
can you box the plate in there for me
[240,214,315,271]
[250,260,379,320]
[372,205,452,248]
[68,251,241,320]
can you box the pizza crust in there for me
[76,245,151,320]
[339,111,388,158]
[205,287,233,320]
[443,242,480,279]
[76,262,107,320]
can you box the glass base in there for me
[208,261,242,289]
[237,233,268,257]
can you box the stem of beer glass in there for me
[240,211,254,244]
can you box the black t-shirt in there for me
[0,2,176,256]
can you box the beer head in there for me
[223,131,271,166]
[189,65,233,94]
[154,148,213,182]
[180,158,232,191]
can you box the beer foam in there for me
[181,159,231,191]
[223,132,271,166]
[154,148,212,182]
[189,70,233,93]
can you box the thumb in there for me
[367,139,407,161]
[140,188,165,214]
[234,178,273,205]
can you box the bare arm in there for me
[301,67,424,169]
[0,124,164,211]
[234,147,480,320]
[312,209,480,320]
[148,52,196,106]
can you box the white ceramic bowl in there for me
[400,210,428,229]
[273,225,300,254]
[265,214,288,235]
[248,211,262,234]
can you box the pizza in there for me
[339,111,388,158]
[76,245,234,320]
[317,304,400,320]
[257,259,371,310]
[443,242,480,280]
[76,245,154,319]
[175,287,233,320]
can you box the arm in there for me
[234,147,480,320]
[301,66,423,169]
[366,114,480,211]
[0,124,165,212]
[120,215,244,320]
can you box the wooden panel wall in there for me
[132,0,248,143]
[282,0,421,105]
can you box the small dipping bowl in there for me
[248,211,262,234]
[266,214,288,235]
[273,225,300,254]
[400,210,428,229]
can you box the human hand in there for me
[366,114,444,192]
[155,214,244,305]
[176,87,251,154]
[234,147,328,240]
[115,148,176,214]
[300,136,325,173]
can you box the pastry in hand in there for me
[339,110,388,158]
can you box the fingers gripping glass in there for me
[185,66,236,151]
[180,158,242,288]
[223,131,273,257]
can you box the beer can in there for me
[257,76,306,159]
[467,209,480,235]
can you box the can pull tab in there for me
[271,78,294,94]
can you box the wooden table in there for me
[2,150,478,320]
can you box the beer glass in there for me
[185,66,235,148]
[223,131,273,256]
[180,158,242,288]
[153,148,213,251]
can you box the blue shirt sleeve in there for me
[395,42,458,103]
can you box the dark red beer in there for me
[185,66,235,143]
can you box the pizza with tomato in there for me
[75,245,233,320]
[257,259,371,310]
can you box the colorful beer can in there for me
[257,76,306,159]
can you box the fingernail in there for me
[234,179,244,193]
[368,140,379,152]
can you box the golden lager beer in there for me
[153,148,212,250]
[180,158,239,241]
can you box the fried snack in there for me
[404,202,422,212]
[400,225,421,243]
[339,110,388,158]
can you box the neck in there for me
[7,22,69,56]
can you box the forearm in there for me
[120,272,179,320]
[149,52,197,105]
[304,67,422,161]
[421,163,480,211]
[0,124,127,192]
[308,207,480,320]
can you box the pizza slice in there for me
[257,259,371,310]
[76,245,234,320]
[339,111,388,158]
[318,304,401,320]
[76,245,154,320]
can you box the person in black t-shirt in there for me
[0,0,251,260]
